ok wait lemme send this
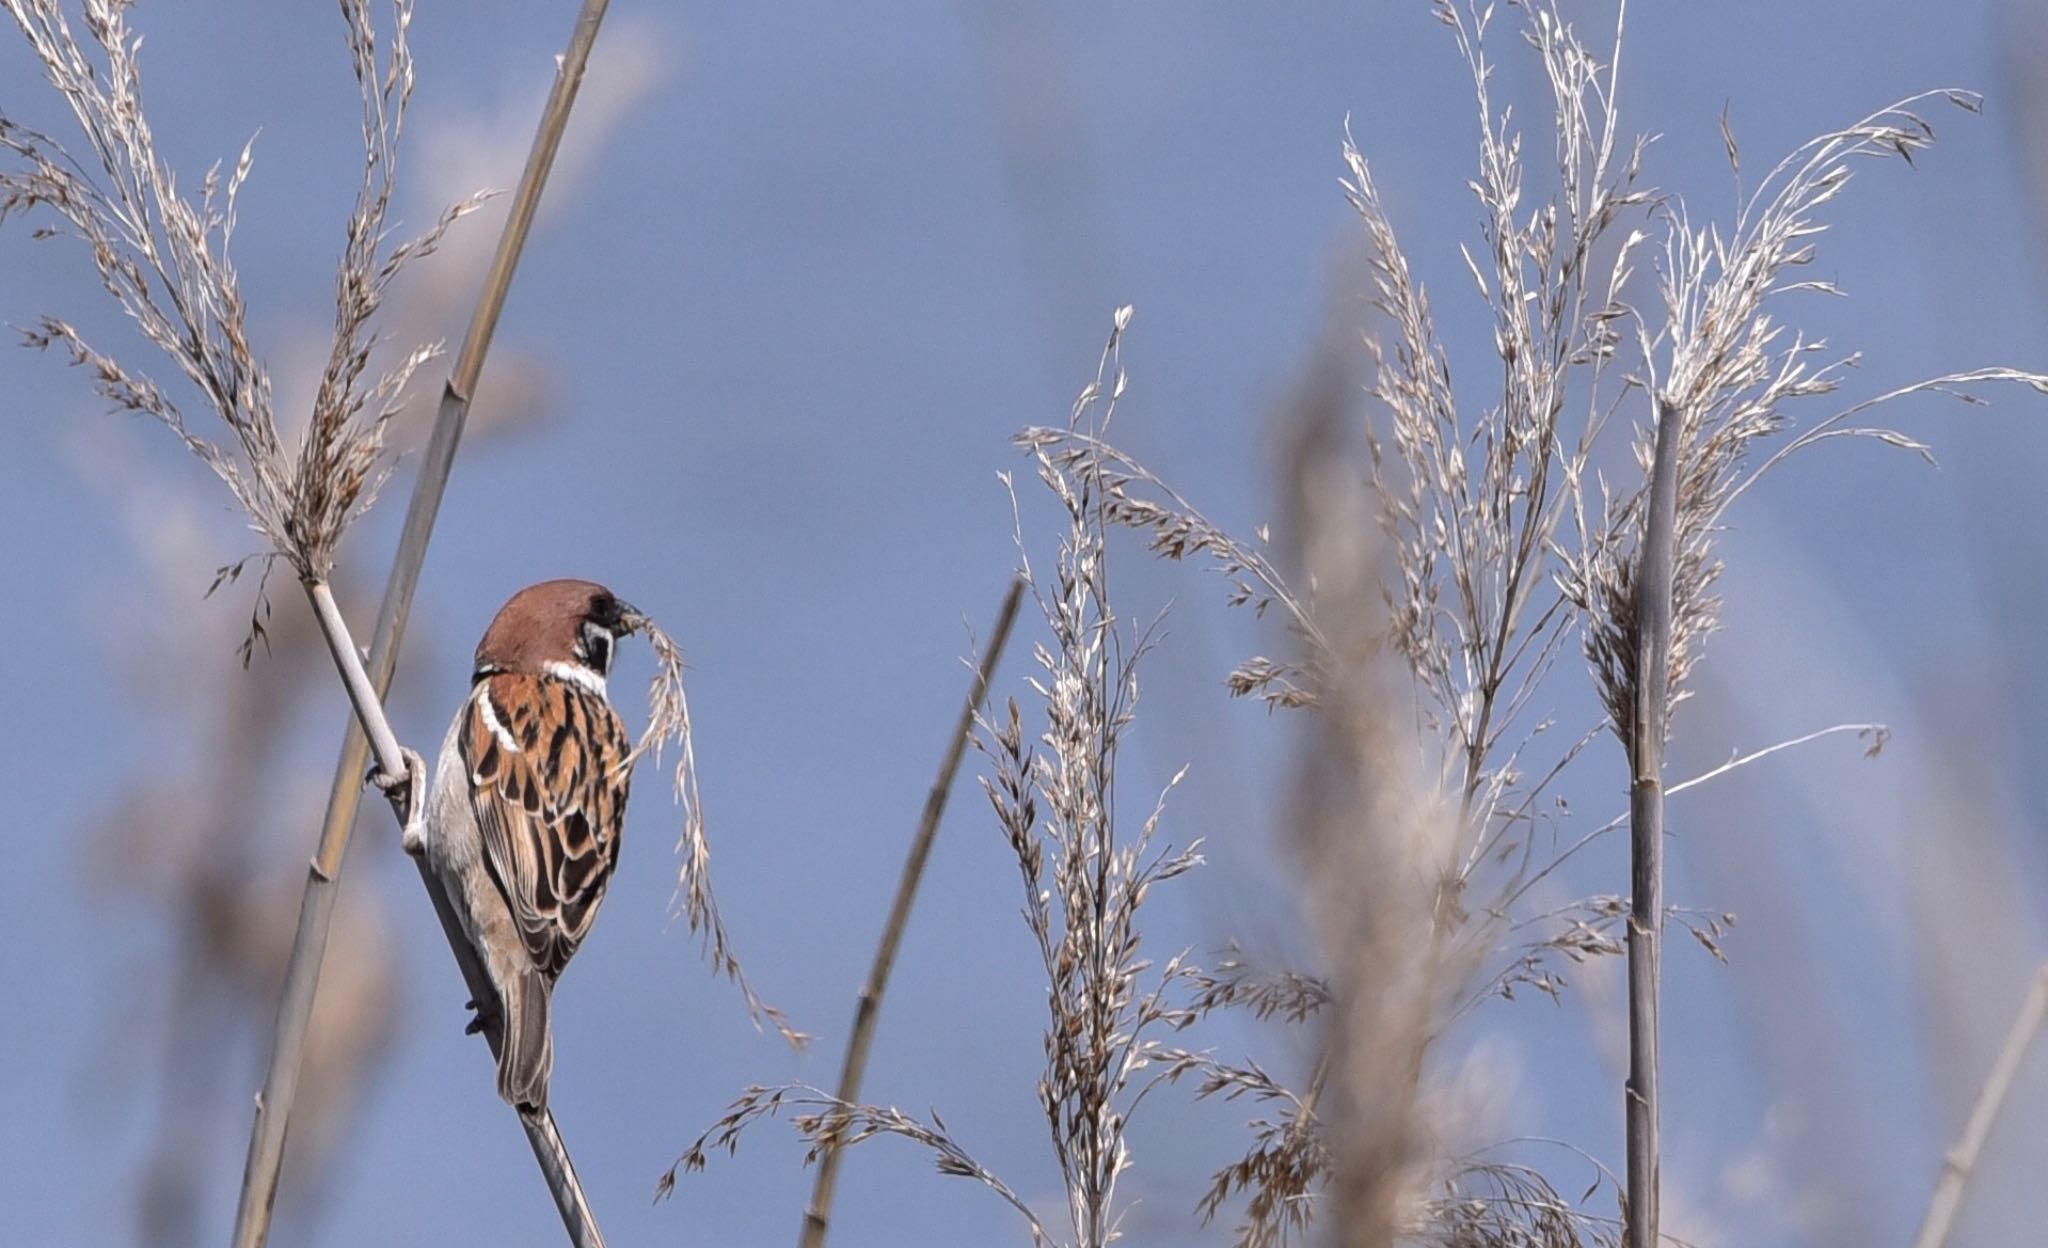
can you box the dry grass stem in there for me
[406,850,608,1248]
[632,614,806,1050]
[1619,392,1678,1247]
[800,578,1028,1248]
[1910,965,2048,1248]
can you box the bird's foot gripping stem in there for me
[463,996,501,1038]
[368,746,429,856]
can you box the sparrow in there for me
[380,578,641,1113]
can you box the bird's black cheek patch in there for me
[582,624,614,677]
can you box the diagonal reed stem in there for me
[410,820,609,1247]
[230,3,613,1245]
[1625,395,1682,1248]
[798,578,1026,1248]
[1910,964,2048,1248]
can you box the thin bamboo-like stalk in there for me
[798,579,1026,1248]
[1625,396,1682,1248]
[1910,965,2048,1248]
[230,4,613,1245]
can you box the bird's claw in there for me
[463,997,499,1037]
[367,746,429,855]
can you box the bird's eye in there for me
[581,622,614,675]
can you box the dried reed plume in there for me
[1563,89,2048,740]
[1557,68,2048,1248]
[668,310,1205,1248]
[1020,3,2048,1242]
[2,0,479,605]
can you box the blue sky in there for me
[4,2,2046,1244]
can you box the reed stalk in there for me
[798,578,1026,1248]
[1909,965,2048,1248]
[229,4,615,1244]
[1623,396,1681,1247]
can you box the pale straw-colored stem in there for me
[1909,965,2048,1248]
[1625,395,1681,1248]
[229,4,614,1245]
[303,579,409,774]
[798,579,1026,1248]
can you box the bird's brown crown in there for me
[474,579,637,681]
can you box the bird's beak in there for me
[615,600,648,636]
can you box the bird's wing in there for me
[459,673,632,980]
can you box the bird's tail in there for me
[496,967,553,1114]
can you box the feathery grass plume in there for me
[1187,948,1332,1025]
[1420,1158,1630,1248]
[1161,1047,1329,1248]
[629,613,806,1050]
[666,310,1204,1248]
[1551,78,2048,1248]
[1562,88,2048,737]
[662,1082,1052,1245]
[1023,0,2034,1051]
[1,0,481,616]
[1027,1,1667,1000]
[1347,0,1651,830]
[988,6,2048,1246]
[992,307,1205,1248]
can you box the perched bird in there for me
[381,579,641,1112]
